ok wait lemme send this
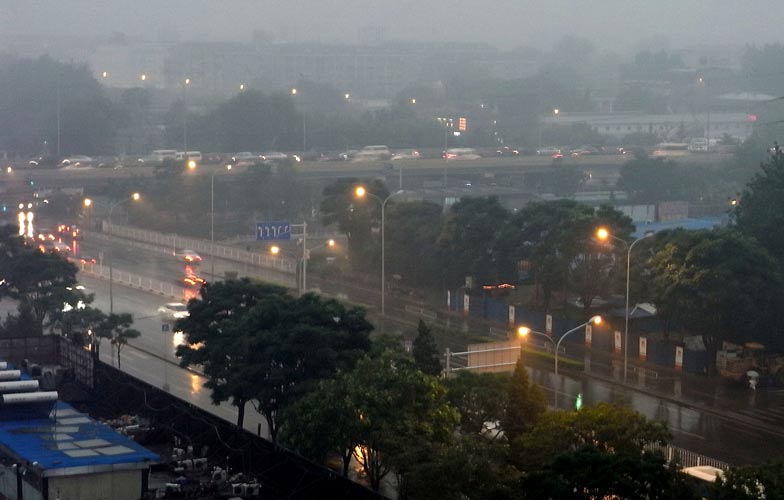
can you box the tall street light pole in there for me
[107,193,140,314]
[596,228,654,382]
[183,78,191,152]
[554,316,602,376]
[210,164,232,279]
[354,186,405,317]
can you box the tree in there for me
[385,201,444,288]
[176,279,291,428]
[0,227,80,335]
[176,280,373,439]
[618,154,703,204]
[0,56,119,156]
[735,152,784,267]
[437,197,510,288]
[713,459,784,500]
[346,353,458,492]
[244,292,373,444]
[518,446,698,500]
[648,229,782,367]
[445,371,509,435]
[97,313,140,370]
[512,403,671,470]
[320,178,387,271]
[280,377,361,477]
[412,320,441,376]
[501,357,546,441]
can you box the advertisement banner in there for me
[639,337,648,361]
[675,346,684,371]
[614,330,622,353]
[585,324,592,347]
[508,305,515,325]
[463,295,470,315]
[546,314,553,336]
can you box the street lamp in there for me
[552,316,602,376]
[108,193,140,314]
[182,78,191,152]
[269,245,280,255]
[354,186,405,316]
[83,198,93,231]
[210,164,233,278]
[596,227,654,382]
[302,238,335,293]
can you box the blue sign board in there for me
[256,221,291,241]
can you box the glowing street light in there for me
[269,245,280,255]
[290,88,298,95]
[101,71,108,78]
[239,83,245,91]
[109,193,141,313]
[140,74,147,82]
[353,185,405,316]
[187,159,197,170]
[596,227,654,382]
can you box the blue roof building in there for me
[0,363,158,500]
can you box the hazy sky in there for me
[2,0,781,51]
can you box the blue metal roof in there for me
[0,401,158,475]
[633,216,727,238]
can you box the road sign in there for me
[256,221,291,241]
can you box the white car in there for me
[158,302,189,321]
[174,249,202,263]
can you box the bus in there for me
[150,150,178,165]
[652,143,690,158]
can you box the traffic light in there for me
[458,117,467,132]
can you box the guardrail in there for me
[645,443,730,470]
[78,261,184,299]
[103,222,297,274]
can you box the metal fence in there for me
[103,222,297,274]
[78,261,184,299]
[645,443,730,470]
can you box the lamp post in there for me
[108,193,140,314]
[83,198,93,231]
[182,78,191,153]
[518,318,600,375]
[210,164,233,278]
[302,238,335,293]
[354,186,405,316]
[554,316,602,376]
[596,227,654,382]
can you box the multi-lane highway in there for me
[70,229,784,465]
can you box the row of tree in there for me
[175,280,781,498]
[319,152,784,365]
[0,226,140,363]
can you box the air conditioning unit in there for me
[231,483,244,495]
[245,483,261,496]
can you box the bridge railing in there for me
[78,261,184,299]
[102,222,297,274]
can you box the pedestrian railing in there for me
[103,223,297,274]
[645,443,730,470]
[78,261,184,299]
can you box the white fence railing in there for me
[103,222,297,274]
[78,261,184,299]
[645,443,730,470]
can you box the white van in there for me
[175,151,203,161]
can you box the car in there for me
[392,150,421,160]
[495,146,520,157]
[260,152,288,164]
[183,274,207,286]
[59,155,94,167]
[51,242,71,254]
[79,255,97,264]
[338,150,358,161]
[444,148,481,160]
[174,249,202,263]
[158,302,190,321]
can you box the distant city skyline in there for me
[1,0,782,52]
